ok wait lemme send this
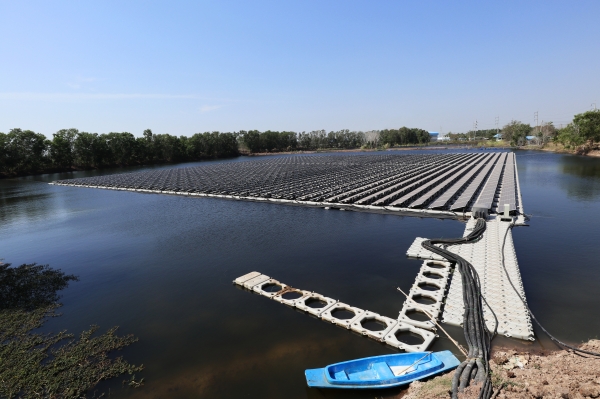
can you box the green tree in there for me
[103,132,136,165]
[536,122,556,145]
[50,128,78,168]
[216,132,239,156]
[4,129,48,174]
[259,130,281,151]
[73,132,108,168]
[297,131,312,149]
[556,124,584,147]
[501,121,532,146]
[573,109,600,142]
[242,130,261,152]
[152,133,183,162]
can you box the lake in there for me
[2,149,600,398]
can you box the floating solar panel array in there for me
[51,152,523,217]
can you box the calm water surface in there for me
[1,150,600,398]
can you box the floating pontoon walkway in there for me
[406,218,534,341]
[233,271,438,353]
[50,152,523,219]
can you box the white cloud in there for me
[199,105,224,113]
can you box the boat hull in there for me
[305,350,460,389]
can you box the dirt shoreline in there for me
[400,340,600,399]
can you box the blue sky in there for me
[1,1,599,136]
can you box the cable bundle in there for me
[421,218,497,399]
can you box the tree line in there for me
[0,129,239,176]
[239,128,430,152]
[239,129,377,152]
[1,127,431,176]
[379,127,431,146]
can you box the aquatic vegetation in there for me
[0,262,143,398]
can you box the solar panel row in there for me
[391,159,477,208]
[429,153,494,210]
[496,153,517,213]
[322,155,451,203]
[329,154,462,204]
[369,154,474,206]
[356,154,469,205]
[52,152,521,216]
[449,153,501,211]
[472,152,508,212]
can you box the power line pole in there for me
[593,103,597,111]
[534,111,539,134]
[495,116,499,136]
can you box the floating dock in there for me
[234,272,437,353]
[406,218,534,341]
[53,151,533,346]
[50,152,524,220]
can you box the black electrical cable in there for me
[500,221,600,358]
[421,218,497,399]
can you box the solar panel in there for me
[354,154,467,205]
[326,158,437,203]
[472,152,508,212]
[426,153,493,209]
[496,153,517,213]
[368,154,473,206]
[394,156,481,208]
[448,153,500,211]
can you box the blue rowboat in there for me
[305,350,459,389]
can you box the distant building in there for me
[438,135,450,141]
[429,132,439,141]
[493,133,503,140]
[526,135,539,144]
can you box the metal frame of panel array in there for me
[51,152,522,218]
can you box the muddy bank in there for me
[399,340,600,399]
[531,142,600,157]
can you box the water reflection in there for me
[562,156,600,178]
[0,181,53,224]
[560,155,600,200]
[0,159,249,226]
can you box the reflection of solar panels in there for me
[51,152,523,217]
